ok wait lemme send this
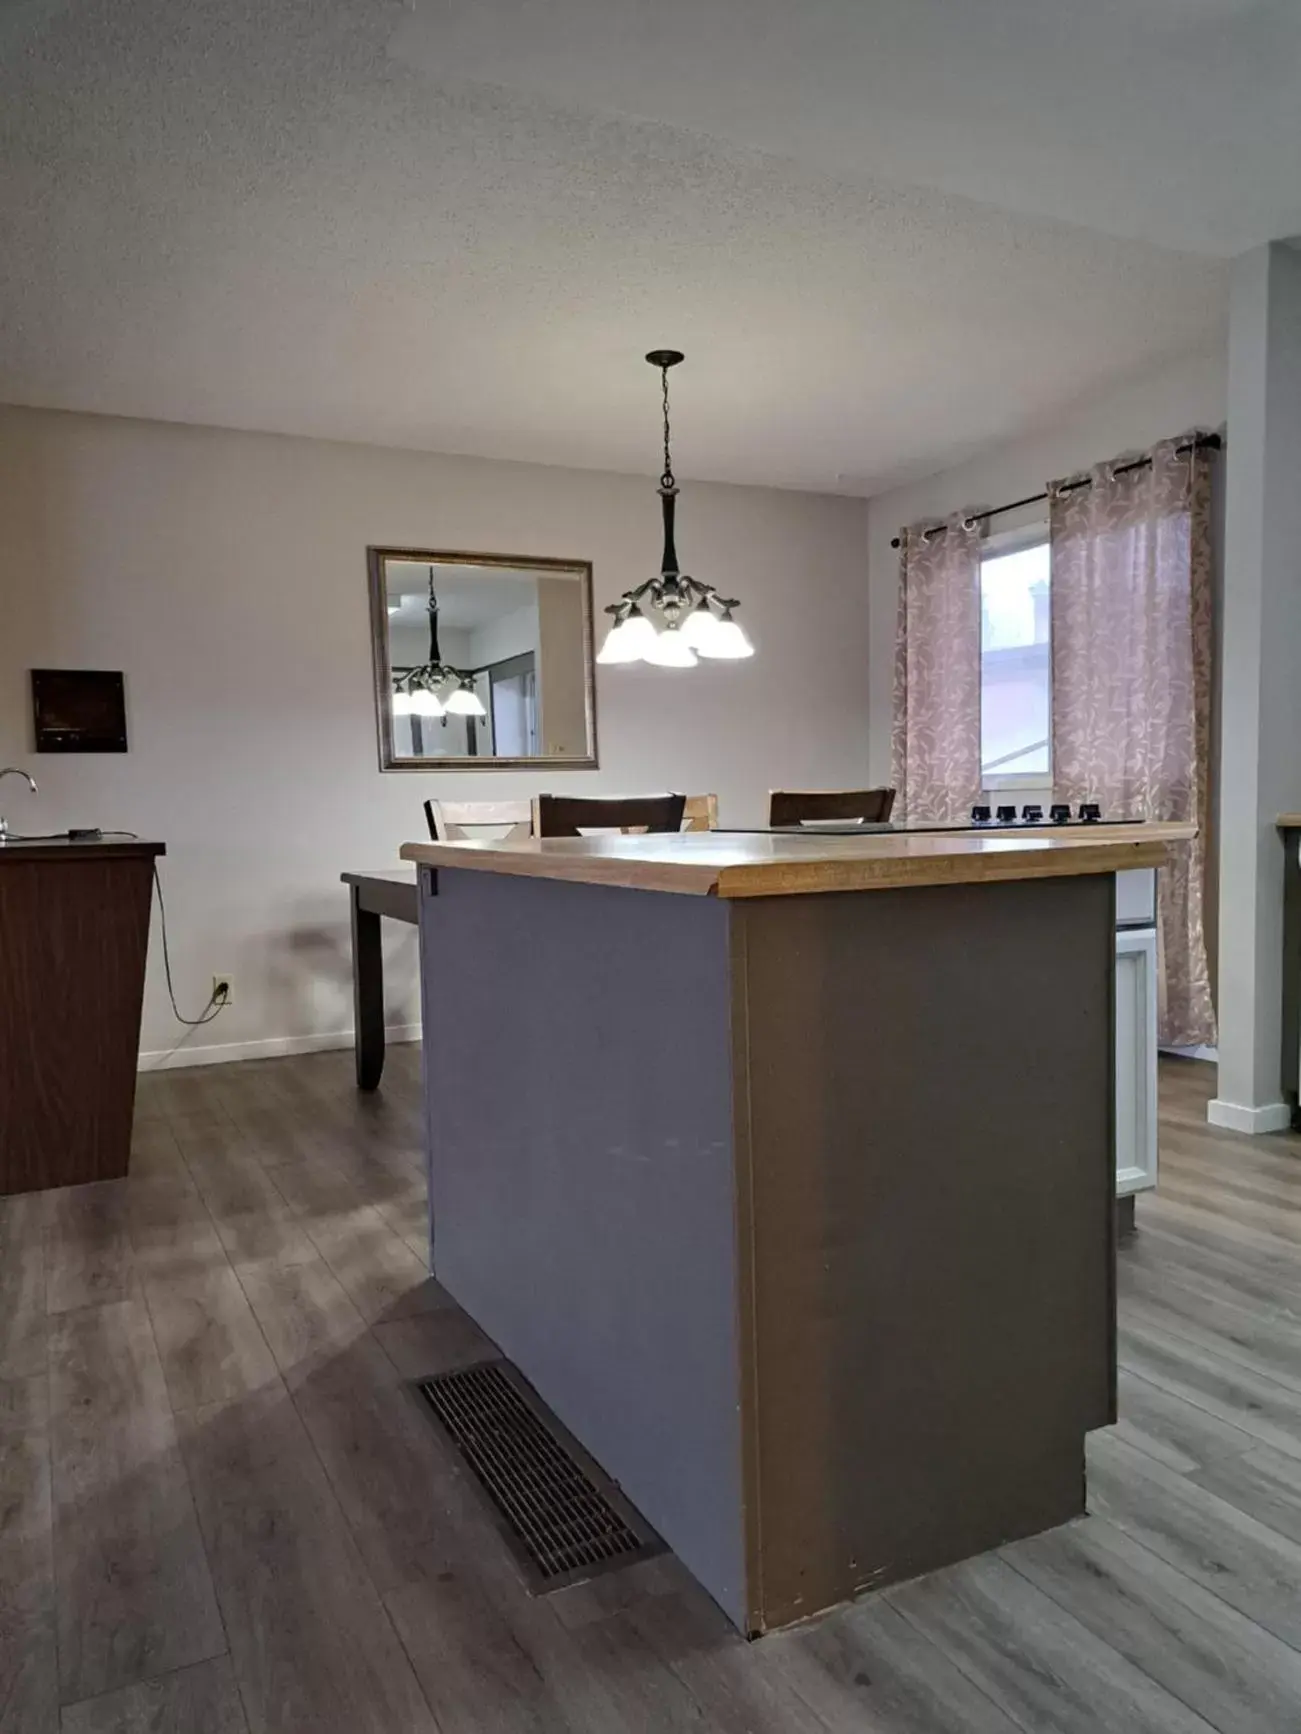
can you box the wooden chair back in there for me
[533,793,689,837]
[768,787,897,826]
[682,794,719,832]
[425,799,533,841]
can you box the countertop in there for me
[400,823,1194,899]
[0,837,164,865]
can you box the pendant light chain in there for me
[427,566,441,664]
[660,364,675,492]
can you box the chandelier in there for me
[597,350,754,668]
[391,568,488,719]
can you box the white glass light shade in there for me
[597,609,659,665]
[643,624,698,668]
[391,688,413,715]
[697,612,754,660]
[445,682,487,718]
[679,602,726,653]
[408,687,445,717]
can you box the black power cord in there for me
[6,827,228,1030]
[152,865,228,1027]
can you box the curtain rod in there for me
[888,432,1222,550]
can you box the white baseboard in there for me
[139,1024,421,1073]
[1161,1044,1218,1063]
[1207,1096,1292,1135]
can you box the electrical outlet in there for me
[212,975,232,1007]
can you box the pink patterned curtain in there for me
[1049,438,1216,1049]
[891,517,984,823]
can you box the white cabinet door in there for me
[1116,927,1158,1197]
[1116,868,1157,927]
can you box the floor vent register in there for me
[416,1360,663,1591]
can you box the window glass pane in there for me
[980,541,1051,779]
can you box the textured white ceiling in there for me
[392,0,1301,256]
[0,0,1236,493]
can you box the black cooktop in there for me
[731,804,1130,838]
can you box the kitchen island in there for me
[400,823,1189,1635]
[0,836,163,1195]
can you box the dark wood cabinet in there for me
[0,839,163,1195]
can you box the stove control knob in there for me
[1079,803,1102,823]
[996,805,1018,824]
[1050,803,1072,824]
[971,804,992,824]
[1021,804,1043,823]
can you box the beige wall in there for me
[0,406,870,1063]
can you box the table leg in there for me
[350,887,386,1090]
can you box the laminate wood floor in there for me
[3,1049,1300,1732]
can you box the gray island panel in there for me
[419,867,747,1625]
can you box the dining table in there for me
[340,867,417,1089]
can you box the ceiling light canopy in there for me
[392,568,488,721]
[597,351,753,670]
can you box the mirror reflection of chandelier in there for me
[597,350,754,669]
[392,568,488,719]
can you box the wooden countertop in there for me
[400,823,1193,899]
[0,837,164,865]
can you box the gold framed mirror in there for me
[367,547,598,770]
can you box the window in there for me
[980,535,1051,786]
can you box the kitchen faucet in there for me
[0,767,38,842]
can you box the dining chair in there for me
[425,798,533,841]
[768,787,897,826]
[533,792,689,837]
[682,793,719,832]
